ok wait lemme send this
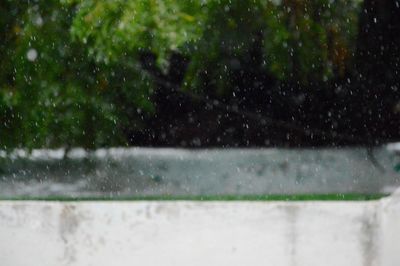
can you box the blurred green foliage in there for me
[0,0,362,149]
[1,0,153,149]
[69,0,359,85]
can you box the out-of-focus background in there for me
[2,1,400,198]
[3,3,400,265]
[1,0,400,149]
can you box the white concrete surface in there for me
[380,190,400,266]
[1,195,399,266]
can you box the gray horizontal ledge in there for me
[1,145,400,197]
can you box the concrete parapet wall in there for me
[1,195,399,266]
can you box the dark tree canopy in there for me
[1,0,399,149]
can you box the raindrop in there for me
[26,48,38,62]
[34,15,43,26]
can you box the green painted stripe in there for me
[0,194,388,201]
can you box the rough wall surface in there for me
[380,190,400,266]
[1,197,399,266]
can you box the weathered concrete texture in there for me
[0,196,399,266]
[380,190,400,266]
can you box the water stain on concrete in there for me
[12,204,26,212]
[155,203,180,219]
[360,206,380,266]
[58,205,85,265]
[282,205,299,266]
[59,205,80,242]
